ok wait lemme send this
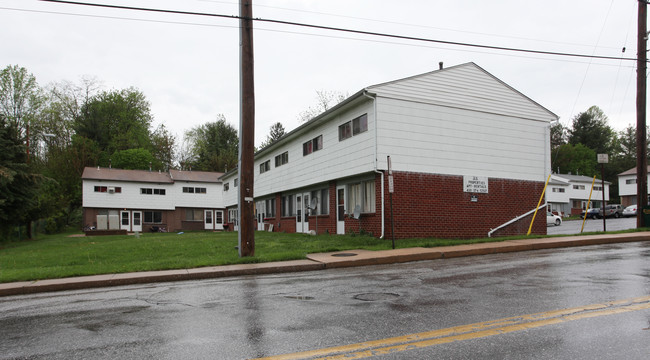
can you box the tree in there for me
[298,90,348,122]
[259,122,286,148]
[0,65,45,161]
[552,143,597,177]
[111,148,157,170]
[184,115,238,172]
[567,106,616,155]
[550,122,566,151]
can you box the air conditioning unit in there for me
[108,187,115,194]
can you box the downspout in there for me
[363,91,385,239]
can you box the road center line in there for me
[254,295,650,360]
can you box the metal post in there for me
[601,163,606,232]
[238,0,255,257]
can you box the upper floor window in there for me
[260,160,271,174]
[552,188,565,193]
[183,187,207,194]
[275,151,289,167]
[303,135,323,156]
[141,188,166,195]
[94,186,122,193]
[224,182,230,191]
[234,178,239,187]
[339,114,368,141]
[573,185,585,190]
[626,179,637,184]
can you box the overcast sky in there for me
[1,0,642,146]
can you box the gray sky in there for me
[0,0,641,147]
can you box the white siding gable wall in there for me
[369,64,555,182]
[172,182,224,208]
[83,180,175,210]
[221,176,238,208]
[253,100,375,198]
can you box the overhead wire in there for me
[35,0,638,63]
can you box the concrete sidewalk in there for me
[1,232,649,297]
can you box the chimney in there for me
[439,62,444,70]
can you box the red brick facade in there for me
[226,171,547,239]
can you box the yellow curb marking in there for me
[254,295,650,360]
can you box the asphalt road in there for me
[1,242,649,359]
[547,216,638,235]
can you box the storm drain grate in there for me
[354,293,400,301]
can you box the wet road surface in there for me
[1,242,649,359]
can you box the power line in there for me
[37,0,638,62]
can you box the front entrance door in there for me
[337,186,346,234]
[204,209,214,230]
[215,210,224,230]
[296,193,310,233]
[256,201,266,231]
[120,211,130,231]
[132,211,143,232]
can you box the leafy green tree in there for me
[553,143,597,177]
[184,115,238,172]
[150,124,176,170]
[111,148,157,170]
[567,106,615,155]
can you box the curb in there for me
[1,232,649,297]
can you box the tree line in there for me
[551,105,647,202]
[0,64,285,239]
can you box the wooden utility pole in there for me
[636,0,647,228]
[238,0,255,256]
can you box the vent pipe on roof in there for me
[149,162,152,172]
[109,159,111,169]
[439,62,443,70]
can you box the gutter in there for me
[363,91,385,239]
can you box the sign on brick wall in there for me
[464,176,489,193]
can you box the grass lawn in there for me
[0,228,645,283]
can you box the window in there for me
[303,135,323,156]
[183,187,194,193]
[282,194,295,217]
[94,186,107,192]
[234,178,238,187]
[310,188,329,215]
[224,183,230,191]
[260,160,271,174]
[573,185,585,190]
[552,188,565,193]
[183,187,206,194]
[265,198,276,218]
[594,186,603,191]
[144,211,162,224]
[339,114,368,141]
[275,152,289,167]
[229,209,239,226]
[626,179,637,184]
[141,188,165,195]
[185,209,203,221]
[347,180,375,214]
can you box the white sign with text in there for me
[464,176,489,193]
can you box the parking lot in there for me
[547,216,638,235]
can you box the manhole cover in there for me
[354,293,400,301]
[331,252,357,257]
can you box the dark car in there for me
[581,208,600,219]
[599,204,624,218]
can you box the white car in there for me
[547,212,562,226]
[623,205,637,217]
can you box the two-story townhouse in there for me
[221,62,558,239]
[547,174,609,216]
[82,167,225,232]
[618,166,650,207]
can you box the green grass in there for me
[0,227,647,283]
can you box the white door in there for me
[215,210,224,230]
[132,211,143,232]
[296,193,310,233]
[337,186,346,234]
[256,201,266,231]
[204,209,214,230]
[120,211,130,231]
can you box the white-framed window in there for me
[310,188,329,215]
[185,209,203,221]
[339,114,368,141]
[224,183,230,191]
[303,135,323,156]
[229,209,239,226]
[260,160,271,174]
[275,151,289,167]
[183,187,206,194]
[265,198,276,218]
[282,194,295,217]
[347,180,375,214]
[141,188,166,195]
[234,178,238,187]
[552,187,565,193]
[144,211,162,224]
[573,185,585,190]
[626,179,637,184]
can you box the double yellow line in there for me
[255,295,650,360]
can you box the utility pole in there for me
[636,0,647,228]
[238,0,255,256]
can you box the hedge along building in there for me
[221,63,558,239]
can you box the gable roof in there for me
[82,167,223,184]
[367,62,558,122]
[552,173,609,185]
[618,165,650,176]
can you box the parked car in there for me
[547,212,562,226]
[623,205,637,217]
[580,208,600,219]
[599,204,624,218]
